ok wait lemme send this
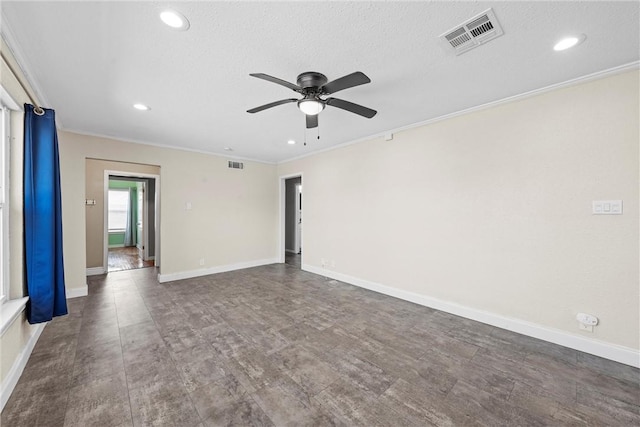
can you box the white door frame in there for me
[278,172,303,264]
[135,181,146,259]
[103,170,161,272]
[295,183,302,254]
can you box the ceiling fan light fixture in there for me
[298,99,324,115]
[247,71,376,129]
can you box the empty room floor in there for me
[108,246,154,272]
[2,265,639,426]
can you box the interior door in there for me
[295,183,302,254]
[136,181,146,259]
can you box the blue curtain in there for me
[123,188,135,246]
[24,104,67,324]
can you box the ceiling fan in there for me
[247,71,377,129]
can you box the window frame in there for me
[0,80,31,337]
[0,106,10,304]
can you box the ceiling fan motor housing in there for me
[296,72,328,91]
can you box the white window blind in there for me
[108,189,129,231]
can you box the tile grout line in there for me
[245,389,278,426]
[113,278,136,427]
[60,299,84,427]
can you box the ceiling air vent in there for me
[440,8,503,56]
[228,161,244,169]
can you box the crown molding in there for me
[278,61,640,165]
[0,17,59,125]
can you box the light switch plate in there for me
[592,200,622,215]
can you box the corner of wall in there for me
[158,258,278,283]
[66,284,88,299]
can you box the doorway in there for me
[282,175,302,268]
[105,172,159,273]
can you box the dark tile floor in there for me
[2,264,639,426]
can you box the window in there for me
[1,81,29,331]
[0,107,9,303]
[108,189,129,231]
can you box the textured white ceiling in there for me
[2,1,638,163]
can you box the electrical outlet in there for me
[321,258,326,268]
[578,323,594,332]
[576,312,598,332]
[199,258,205,266]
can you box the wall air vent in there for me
[228,161,244,169]
[440,8,504,56]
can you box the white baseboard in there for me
[148,256,155,261]
[303,264,640,368]
[86,267,106,276]
[0,322,45,411]
[108,244,125,248]
[285,249,297,254]
[158,258,278,283]
[66,284,88,299]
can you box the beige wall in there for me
[278,70,639,350]
[60,132,278,287]
[85,159,160,268]
[0,40,40,385]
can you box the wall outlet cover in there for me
[578,323,594,332]
[576,312,598,326]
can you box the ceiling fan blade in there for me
[249,73,303,92]
[321,71,371,95]
[325,97,377,118]
[247,98,298,113]
[306,114,318,129]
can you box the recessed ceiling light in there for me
[224,147,233,151]
[553,34,586,51]
[160,10,190,30]
[287,140,296,145]
[133,103,150,111]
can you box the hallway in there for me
[108,247,154,272]
[284,252,301,269]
